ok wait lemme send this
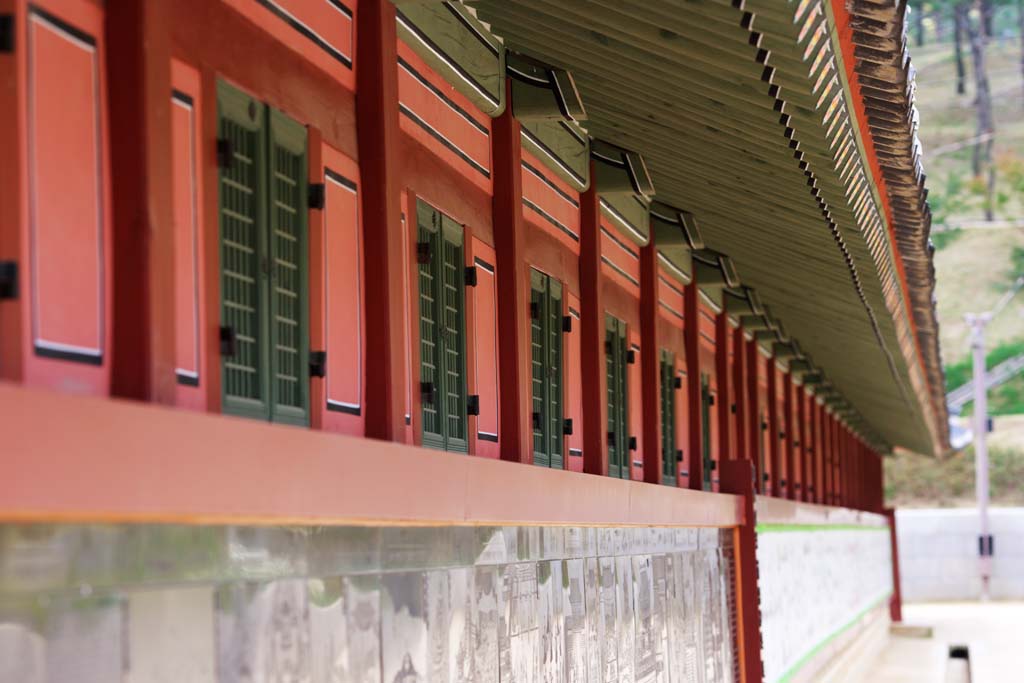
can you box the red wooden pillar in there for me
[766,356,780,497]
[721,459,765,683]
[0,0,22,381]
[492,84,532,464]
[641,243,662,484]
[715,313,732,464]
[684,278,704,490]
[782,370,796,500]
[885,507,904,622]
[806,398,816,503]
[745,337,762,493]
[732,326,748,463]
[580,166,607,476]
[357,0,407,442]
[106,0,176,403]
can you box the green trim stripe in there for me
[776,592,891,683]
[756,523,888,533]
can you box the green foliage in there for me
[885,443,1024,507]
[1011,246,1024,278]
[944,338,1024,392]
[931,227,964,250]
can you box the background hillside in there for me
[886,4,1024,506]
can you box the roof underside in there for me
[467,0,948,454]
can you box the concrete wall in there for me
[896,508,1024,602]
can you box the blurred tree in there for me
[966,2,996,220]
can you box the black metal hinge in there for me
[562,315,572,333]
[309,350,327,378]
[607,431,616,446]
[420,381,436,405]
[563,418,573,435]
[0,15,13,54]
[467,395,480,416]
[219,326,237,356]
[464,266,478,287]
[676,449,684,463]
[0,261,17,300]
[308,183,326,210]
[530,302,540,319]
[626,349,637,364]
[628,436,638,451]
[730,403,737,414]
[216,138,234,168]
[674,376,682,390]
[708,394,715,406]
[533,411,542,430]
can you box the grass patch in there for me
[930,228,963,251]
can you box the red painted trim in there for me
[829,0,936,408]
[782,371,795,500]
[357,0,406,440]
[732,326,747,463]
[580,166,608,477]
[684,281,703,490]
[0,382,745,527]
[491,86,531,464]
[721,459,765,683]
[641,242,662,485]
[468,237,500,458]
[715,313,731,466]
[745,338,762,493]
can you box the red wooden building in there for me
[0,1,945,681]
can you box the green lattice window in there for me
[660,350,678,485]
[417,200,468,453]
[605,314,628,479]
[530,270,564,468]
[701,374,713,491]
[217,82,309,426]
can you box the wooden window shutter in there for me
[531,270,548,466]
[440,215,468,453]
[417,201,444,449]
[606,314,628,479]
[547,279,563,470]
[267,108,310,425]
[661,350,677,485]
[218,82,270,421]
[416,201,468,453]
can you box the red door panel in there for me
[24,2,111,394]
[171,60,206,409]
[322,144,365,435]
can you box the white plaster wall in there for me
[896,508,1024,602]
[756,527,893,683]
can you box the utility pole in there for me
[966,312,992,601]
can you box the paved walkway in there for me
[865,602,1024,683]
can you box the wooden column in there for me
[106,0,176,403]
[641,243,662,484]
[766,358,780,497]
[732,326,747,463]
[745,338,762,493]
[492,83,532,464]
[580,167,607,476]
[715,313,732,465]
[0,0,23,382]
[885,507,904,622]
[357,0,407,441]
[684,279,704,490]
[797,386,808,502]
[721,459,765,683]
[782,370,795,500]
